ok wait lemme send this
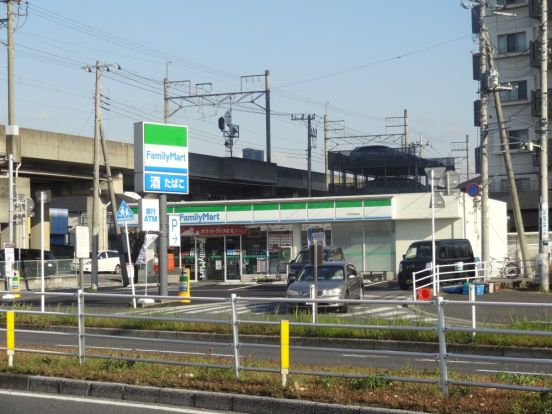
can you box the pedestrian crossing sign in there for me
[116,200,135,222]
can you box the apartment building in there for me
[473,0,549,231]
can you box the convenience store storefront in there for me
[170,197,394,282]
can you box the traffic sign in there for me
[169,214,180,247]
[116,200,135,222]
[466,183,481,198]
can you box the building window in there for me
[496,0,526,5]
[499,80,528,102]
[508,128,529,150]
[500,177,531,192]
[498,32,526,54]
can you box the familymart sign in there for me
[134,122,189,194]
[171,199,392,225]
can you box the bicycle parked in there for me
[489,256,536,279]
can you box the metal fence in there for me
[1,290,552,396]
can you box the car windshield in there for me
[298,266,344,282]
[404,244,432,259]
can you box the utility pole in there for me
[91,61,101,291]
[158,62,172,297]
[479,0,490,268]
[481,25,531,274]
[82,61,121,290]
[291,114,316,197]
[476,1,530,273]
[538,0,549,292]
[5,0,21,246]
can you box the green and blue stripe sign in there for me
[170,198,392,225]
[134,122,189,194]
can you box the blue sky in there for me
[1,1,477,173]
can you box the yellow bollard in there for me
[178,268,191,303]
[281,319,289,387]
[7,311,14,367]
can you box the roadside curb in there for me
[0,372,424,414]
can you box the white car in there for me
[72,250,122,274]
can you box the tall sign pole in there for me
[539,0,549,292]
[134,122,189,297]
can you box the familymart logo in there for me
[145,150,186,163]
[180,212,222,224]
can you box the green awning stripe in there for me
[174,205,224,213]
[227,205,251,212]
[280,203,306,210]
[336,200,362,208]
[253,204,279,211]
[308,202,334,209]
[364,199,391,207]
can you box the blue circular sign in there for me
[466,183,481,198]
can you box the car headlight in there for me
[425,262,432,270]
[320,288,341,296]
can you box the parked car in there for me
[71,250,122,274]
[0,248,56,278]
[397,239,475,290]
[287,246,345,286]
[286,262,363,313]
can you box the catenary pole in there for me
[265,69,271,163]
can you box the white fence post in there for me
[470,284,477,337]
[77,289,85,365]
[230,293,240,379]
[436,296,449,395]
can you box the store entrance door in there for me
[203,236,242,281]
[225,236,241,280]
[205,237,224,280]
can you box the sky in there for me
[0,0,477,175]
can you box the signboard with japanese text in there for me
[139,198,160,232]
[134,122,189,194]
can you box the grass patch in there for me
[1,350,551,414]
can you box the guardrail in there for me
[412,261,481,300]
[412,258,538,301]
[0,290,551,396]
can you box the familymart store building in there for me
[167,193,507,282]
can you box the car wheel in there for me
[114,264,121,274]
[341,291,349,313]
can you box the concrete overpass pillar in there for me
[86,196,109,252]
[30,198,50,251]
